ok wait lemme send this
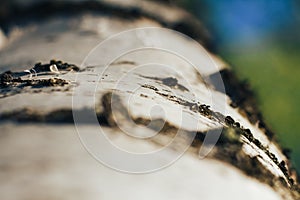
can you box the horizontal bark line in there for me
[0,91,297,193]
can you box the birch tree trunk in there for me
[0,0,299,199]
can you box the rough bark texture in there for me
[0,1,299,199]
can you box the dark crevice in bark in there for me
[0,0,212,49]
[209,68,276,140]
[0,91,298,194]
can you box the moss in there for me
[0,61,78,98]
[32,60,80,72]
[219,127,242,145]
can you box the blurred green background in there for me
[170,0,300,171]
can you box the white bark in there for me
[0,0,298,199]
